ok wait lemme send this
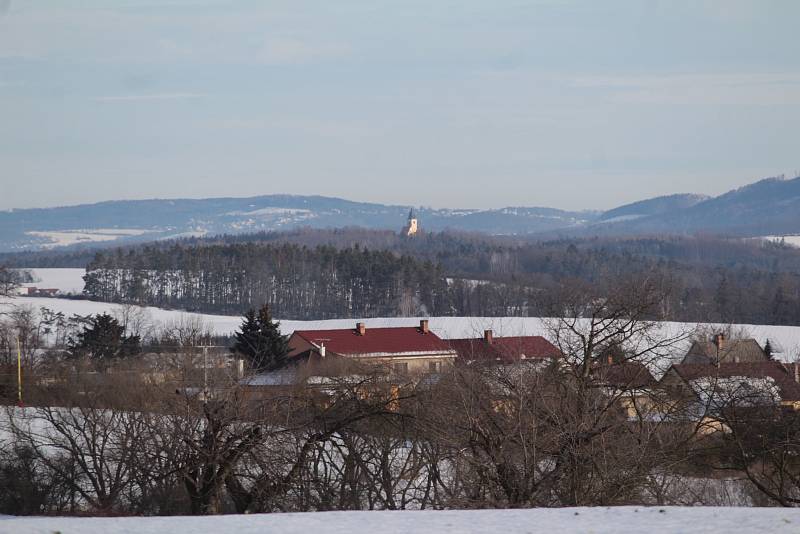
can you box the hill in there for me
[0,195,594,252]
[3,175,800,252]
[598,193,709,222]
[592,177,800,236]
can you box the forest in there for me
[65,228,800,325]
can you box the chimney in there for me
[357,322,366,336]
[420,319,429,334]
[320,343,326,357]
[484,329,493,344]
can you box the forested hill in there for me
[80,232,800,325]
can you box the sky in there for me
[1,0,799,211]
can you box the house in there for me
[681,333,767,365]
[660,361,800,429]
[286,320,457,375]
[593,360,658,419]
[448,329,560,365]
[26,287,59,297]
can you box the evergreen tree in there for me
[69,313,141,360]
[232,304,289,371]
[764,339,774,360]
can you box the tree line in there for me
[75,230,800,324]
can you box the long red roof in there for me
[294,326,455,356]
[449,336,561,363]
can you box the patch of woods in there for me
[72,229,800,324]
[2,274,800,516]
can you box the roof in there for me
[595,362,656,389]
[670,361,800,402]
[449,336,560,364]
[293,326,455,357]
[684,339,766,364]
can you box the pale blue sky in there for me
[1,0,799,211]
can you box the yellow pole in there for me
[16,336,22,407]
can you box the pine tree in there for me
[69,313,141,360]
[764,339,774,360]
[232,304,289,371]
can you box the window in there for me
[393,362,409,374]
[428,361,440,373]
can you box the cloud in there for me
[94,92,207,102]
[257,37,350,65]
[567,73,800,105]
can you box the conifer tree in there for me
[764,339,774,360]
[68,313,141,360]
[232,304,289,371]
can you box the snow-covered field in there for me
[20,268,86,295]
[25,229,152,249]
[3,507,800,534]
[761,235,800,248]
[3,295,800,367]
[3,269,800,364]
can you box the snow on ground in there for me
[0,296,243,334]
[20,268,86,295]
[2,298,800,365]
[760,235,800,248]
[2,507,800,534]
[25,229,152,249]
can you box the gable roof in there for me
[595,362,656,389]
[670,361,800,402]
[684,339,766,363]
[449,336,560,363]
[293,326,455,357]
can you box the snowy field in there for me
[25,229,152,249]
[3,507,800,534]
[761,235,800,248]
[20,268,86,295]
[3,295,800,366]
[3,269,800,365]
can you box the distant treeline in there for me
[11,227,800,325]
[83,242,544,319]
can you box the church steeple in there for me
[402,208,419,237]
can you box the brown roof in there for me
[293,326,455,357]
[684,339,766,364]
[449,336,560,364]
[670,361,800,402]
[595,362,656,389]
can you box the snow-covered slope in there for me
[3,297,800,367]
[20,268,86,295]
[3,507,800,534]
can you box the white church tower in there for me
[402,208,419,237]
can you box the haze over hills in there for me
[597,194,710,223]
[1,176,799,252]
[587,177,800,238]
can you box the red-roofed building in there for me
[449,329,561,365]
[287,320,458,375]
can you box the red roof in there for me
[449,336,560,363]
[293,326,455,357]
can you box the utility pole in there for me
[16,335,23,407]
[197,345,225,403]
